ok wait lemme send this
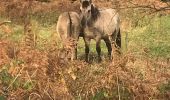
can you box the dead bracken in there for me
[0,0,170,99]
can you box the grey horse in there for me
[56,12,81,60]
[80,0,121,62]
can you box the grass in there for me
[1,14,169,59]
[32,10,59,27]
[126,14,170,58]
[77,38,109,62]
[0,12,170,99]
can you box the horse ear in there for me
[91,4,95,13]
[80,0,92,3]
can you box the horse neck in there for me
[87,6,100,26]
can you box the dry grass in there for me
[0,0,170,99]
[0,36,170,99]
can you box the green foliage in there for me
[128,15,170,58]
[0,96,6,100]
[23,81,36,91]
[32,11,59,27]
[9,26,23,42]
[159,81,170,94]
[0,60,24,90]
[91,84,132,100]
[0,68,21,90]
[77,39,109,62]
[0,68,12,86]
[111,85,132,100]
[92,90,109,100]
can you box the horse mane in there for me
[80,3,100,27]
[67,12,72,37]
[82,1,90,8]
[91,4,100,21]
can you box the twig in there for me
[43,79,54,100]
[6,65,25,90]
[111,0,170,13]
[0,21,11,26]
[116,69,121,100]
[125,32,128,51]
[23,69,37,87]
[43,90,54,100]
[29,92,42,100]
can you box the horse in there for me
[79,0,121,62]
[56,12,81,61]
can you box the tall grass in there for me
[126,14,170,58]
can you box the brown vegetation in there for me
[0,0,170,99]
[0,36,170,99]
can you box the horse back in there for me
[56,12,81,40]
[94,9,120,36]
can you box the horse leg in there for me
[104,38,112,60]
[84,37,90,62]
[71,47,77,61]
[71,27,80,60]
[96,37,102,62]
[116,28,121,48]
[109,33,121,64]
[109,30,119,49]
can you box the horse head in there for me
[80,0,92,4]
[80,0,99,28]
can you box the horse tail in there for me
[116,28,121,48]
[67,12,72,37]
